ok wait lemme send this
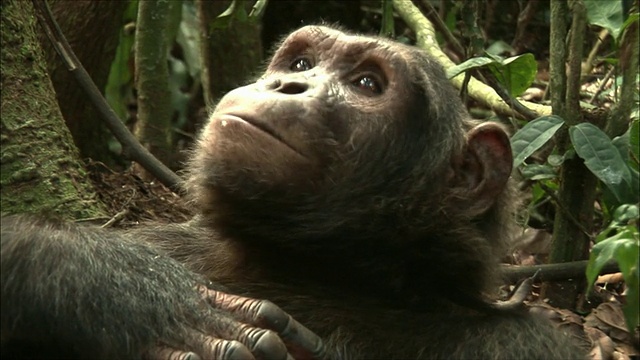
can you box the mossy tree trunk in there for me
[39,0,127,164]
[1,0,106,220]
[133,0,181,175]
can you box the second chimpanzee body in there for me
[1,26,584,359]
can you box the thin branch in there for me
[502,260,619,283]
[583,28,609,78]
[606,13,639,137]
[31,0,184,195]
[416,0,465,59]
[588,66,615,104]
[539,182,591,237]
[480,69,540,120]
[565,0,587,125]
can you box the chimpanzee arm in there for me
[0,215,325,360]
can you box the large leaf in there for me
[446,57,494,79]
[611,124,640,205]
[612,131,631,163]
[519,164,558,181]
[587,205,640,334]
[488,53,538,97]
[511,115,565,168]
[447,54,537,97]
[584,0,625,40]
[570,123,633,203]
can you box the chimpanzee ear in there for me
[453,122,512,216]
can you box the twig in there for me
[539,182,591,237]
[501,260,619,283]
[588,66,615,104]
[31,0,184,196]
[102,209,130,228]
[583,28,609,79]
[480,69,539,120]
[416,0,465,59]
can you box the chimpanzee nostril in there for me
[268,79,282,90]
[278,81,308,94]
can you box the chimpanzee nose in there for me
[279,81,308,94]
[268,78,309,95]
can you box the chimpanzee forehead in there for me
[283,25,407,65]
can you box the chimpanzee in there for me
[1,26,585,359]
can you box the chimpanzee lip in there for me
[221,114,305,158]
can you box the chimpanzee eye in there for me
[353,75,382,95]
[290,58,313,72]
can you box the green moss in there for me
[0,0,106,220]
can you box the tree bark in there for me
[1,0,106,220]
[197,0,263,107]
[544,0,597,310]
[134,0,181,173]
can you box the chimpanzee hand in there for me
[1,215,325,360]
[145,286,326,360]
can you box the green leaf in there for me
[586,236,618,286]
[613,204,640,225]
[589,204,640,332]
[486,40,514,55]
[530,182,545,203]
[488,53,538,97]
[446,57,494,79]
[211,0,238,30]
[587,229,636,283]
[621,13,639,34]
[587,225,640,333]
[519,164,557,181]
[584,0,625,40]
[569,123,632,203]
[612,131,630,163]
[547,154,565,167]
[249,0,268,19]
[511,115,565,168]
[446,53,537,97]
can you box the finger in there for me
[229,323,290,360]
[201,288,326,360]
[144,346,201,360]
[273,316,326,360]
[199,306,290,360]
[188,335,256,360]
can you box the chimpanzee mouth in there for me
[221,114,305,157]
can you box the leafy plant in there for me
[586,204,639,333]
[511,114,639,332]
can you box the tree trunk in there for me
[197,0,263,107]
[1,0,106,220]
[40,0,128,164]
[543,0,596,309]
[134,0,181,174]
